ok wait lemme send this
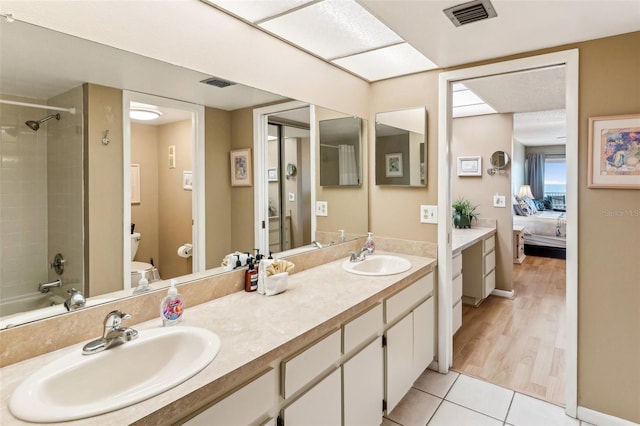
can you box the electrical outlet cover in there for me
[315,201,328,217]
[420,205,438,224]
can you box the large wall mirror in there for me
[375,107,427,186]
[0,19,368,329]
[319,116,362,186]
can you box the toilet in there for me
[130,232,161,286]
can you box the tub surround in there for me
[0,251,436,425]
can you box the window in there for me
[544,156,566,210]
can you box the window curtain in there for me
[526,153,545,199]
[338,144,358,185]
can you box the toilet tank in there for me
[131,232,141,261]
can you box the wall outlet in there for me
[420,205,438,224]
[288,192,295,202]
[315,201,328,217]
[493,195,506,208]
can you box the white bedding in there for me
[513,211,567,248]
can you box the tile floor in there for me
[383,370,594,426]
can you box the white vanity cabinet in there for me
[451,252,463,335]
[462,234,496,306]
[384,272,435,413]
[282,368,342,425]
[183,369,277,426]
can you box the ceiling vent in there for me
[201,77,236,88]
[443,0,497,27]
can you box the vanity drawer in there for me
[452,253,462,278]
[484,269,496,296]
[386,272,434,324]
[452,273,463,304]
[484,235,495,254]
[281,330,341,398]
[343,303,383,354]
[452,300,462,335]
[484,249,496,274]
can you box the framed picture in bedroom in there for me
[230,148,252,187]
[457,156,482,176]
[588,113,640,189]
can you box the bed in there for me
[513,210,567,258]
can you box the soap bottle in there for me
[133,276,152,294]
[364,232,375,254]
[245,259,258,292]
[160,279,184,326]
[339,229,346,243]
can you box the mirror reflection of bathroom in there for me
[266,108,312,254]
[128,100,195,288]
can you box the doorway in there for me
[123,91,205,290]
[437,50,579,416]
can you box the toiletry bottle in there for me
[254,249,263,273]
[339,229,346,243]
[365,232,375,254]
[133,276,152,294]
[160,279,184,326]
[245,260,258,292]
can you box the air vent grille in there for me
[444,0,497,27]
[201,77,236,88]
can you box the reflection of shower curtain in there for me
[338,145,358,185]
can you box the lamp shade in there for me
[518,184,534,199]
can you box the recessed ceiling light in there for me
[130,108,163,121]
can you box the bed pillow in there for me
[533,199,546,211]
[513,199,530,216]
[521,196,538,214]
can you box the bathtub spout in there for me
[38,279,62,293]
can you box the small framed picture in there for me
[385,153,403,177]
[230,148,252,187]
[183,171,192,191]
[268,168,278,181]
[588,113,640,189]
[457,156,482,176]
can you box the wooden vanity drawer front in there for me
[484,269,496,295]
[386,272,434,324]
[484,250,496,273]
[484,235,495,254]
[452,300,462,335]
[282,330,341,398]
[452,253,463,278]
[343,303,383,354]
[452,273,463,303]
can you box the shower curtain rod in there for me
[0,99,76,115]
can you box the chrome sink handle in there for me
[103,310,130,332]
[349,247,368,262]
[83,310,138,355]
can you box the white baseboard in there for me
[491,289,515,299]
[578,406,640,426]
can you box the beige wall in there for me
[369,72,440,242]
[157,120,192,279]
[204,107,232,269]
[84,84,122,297]
[452,114,514,291]
[131,123,160,266]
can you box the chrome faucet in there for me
[349,247,369,262]
[64,288,86,311]
[38,279,62,293]
[82,310,138,355]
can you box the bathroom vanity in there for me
[0,251,436,425]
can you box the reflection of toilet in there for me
[130,232,160,286]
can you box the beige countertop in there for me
[0,252,436,426]
[452,227,496,254]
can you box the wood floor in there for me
[452,255,566,407]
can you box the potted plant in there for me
[452,197,479,229]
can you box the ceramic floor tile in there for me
[506,393,579,426]
[428,400,503,426]
[386,388,442,426]
[580,422,597,426]
[413,369,459,398]
[445,374,514,421]
[382,418,402,426]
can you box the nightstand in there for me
[513,225,526,264]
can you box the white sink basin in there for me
[342,254,411,276]
[9,326,221,423]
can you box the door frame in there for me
[123,91,205,289]
[437,49,579,416]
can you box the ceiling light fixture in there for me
[130,108,162,121]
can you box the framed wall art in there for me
[385,153,403,177]
[457,156,482,176]
[588,113,640,189]
[230,148,252,187]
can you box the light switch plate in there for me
[420,205,437,224]
[493,195,506,208]
[315,201,328,217]
[288,192,295,202]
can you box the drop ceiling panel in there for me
[203,0,314,23]
[259,0,403,59]
[333,43,436,82]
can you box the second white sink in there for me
[342,254,411,276]
[9,326,221,423]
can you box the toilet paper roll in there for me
[177,244,193,258]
